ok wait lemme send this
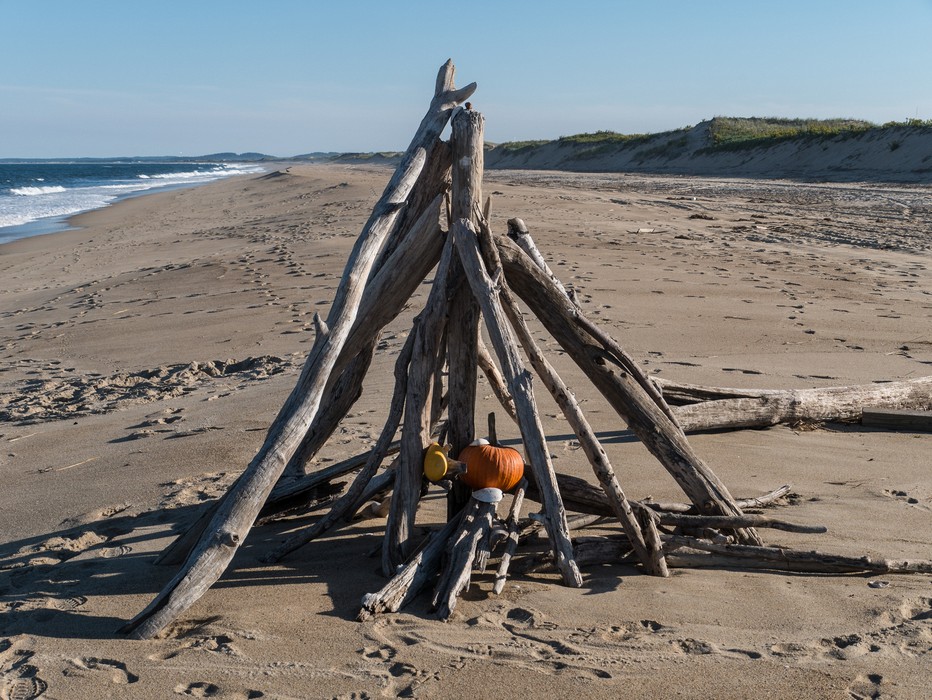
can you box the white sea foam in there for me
[10,185,68,196]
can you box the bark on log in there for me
[657,377,932,433]
[496,235,761,546]
[453,218,582,587]
[121,62,474,639]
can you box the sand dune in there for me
[485,121,932,182]
[0,165,930,698]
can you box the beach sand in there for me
[0,165,930,699]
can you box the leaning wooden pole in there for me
[262,330,418,563]
[383,239,456,573]
[473,214,662,574]
[496,235,762,545]
[506,217,681,430]
[121,62,475,639]
[154,191,448,567]
[453,217,583,587]
[445,107,484,519]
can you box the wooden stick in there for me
[445,107,485,520]
[122,62,474,639]
[642,485,793,514]
[494,478,527,594]
[663,535,932,574]
[432,497,497,619]
[631,504,669,576]
[505,218,680,429]
[506,218,573,301]
[653,512,826,534]
[383,240,456,574]
[496,235,761,546]
[453,218,582,587]
[262,332,418,562]
[360,510,467,619]
[479,219,660,575]
[656,377,932,433]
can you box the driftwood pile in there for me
[121,61,932,639]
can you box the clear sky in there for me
[3,0,931,158]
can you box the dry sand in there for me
[0,165,930,699]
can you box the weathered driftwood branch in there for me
[655,376,932,433]
[153,191,447,567]
[543,535,932,575]
[493,479,527,594]
[505,218,680,429]
[496,235,761,546]
[432,497,497,620]
[445,107,485,520]
[263,331,418,562]
[360,511,467,620]
[643,484,793,514]
[122,62,474,639]
[506,218,573,302]
[475,217,661,575]
[632,504,669,576]
[453,217,582,587]
[663,535,932,574]
[383,240,455,574]
[652,512,825,534]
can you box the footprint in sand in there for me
[847,672,884,699]
[174,681,220,697]
[0,594,87,615]
[68,657,138,684]
[0,642,47,700]
[0,674,47,700]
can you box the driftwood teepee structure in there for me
[121,61,932,639]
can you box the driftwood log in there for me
[656,377,932,432]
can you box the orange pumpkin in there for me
[458,438,524,492]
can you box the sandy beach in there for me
[1,165,930,699]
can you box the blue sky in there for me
[3,0,931,157]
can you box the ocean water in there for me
[0,161,265,243]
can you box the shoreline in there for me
[1,164,929,699]
[0,164,271,246]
